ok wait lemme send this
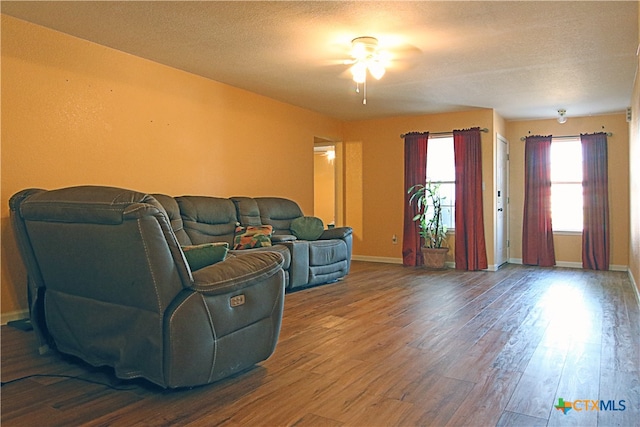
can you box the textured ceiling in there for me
[2,1,638,121]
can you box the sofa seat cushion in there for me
[309,240,347,266]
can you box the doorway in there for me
[314,138,344,228]
[314,143,336,227]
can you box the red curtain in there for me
[402,133,428,266]
[522,135,556,266]
[453,127,488,270]
[581,132,610,270]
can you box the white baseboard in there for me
[1,309,29,326]
[556,260,586,269]
[351,255,403,264]
[509,258,584,269]
[351,255,458,270]
[508,258,627,272]
[610,264,629,272]
[629,269,640,307]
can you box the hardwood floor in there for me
[2,262,639,426]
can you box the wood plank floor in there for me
[2,262,639,426]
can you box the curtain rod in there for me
[519,132,613,141]
[400,128,488,138]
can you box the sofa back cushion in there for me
[15,186,186,311]
[255,197,304,234]
[177,196,238,246]
[231,197,263,226]
[152,194,192,246]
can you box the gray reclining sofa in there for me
[155,194,353,290]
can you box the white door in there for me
[495,135,509,268]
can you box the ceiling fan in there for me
[344,36,391,105]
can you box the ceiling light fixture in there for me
[348,36,388,105]
[325,149,335,162]
[557,109,567,124]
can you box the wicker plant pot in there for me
[421,247,449,269]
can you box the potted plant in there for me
[408,181,449,269]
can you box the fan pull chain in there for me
[354,78,367,104]
[363,78,367,105]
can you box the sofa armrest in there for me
[272,234,297,243]
[319,226,353,240]
[229,244,291,270]
[279,240,310,288]
[190,251,284,295]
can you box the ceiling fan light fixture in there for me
[351,36,379,59]
[368,61,386,80]
[351,61,367,83]
[351,42,368,60]
[348,36,388,104]
[557,109,567,124]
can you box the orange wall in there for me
[1,15,343,320]
[505,114,630,268]
[342,110,496,265]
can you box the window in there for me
[550,137,582,232]
[426,135,455,229]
